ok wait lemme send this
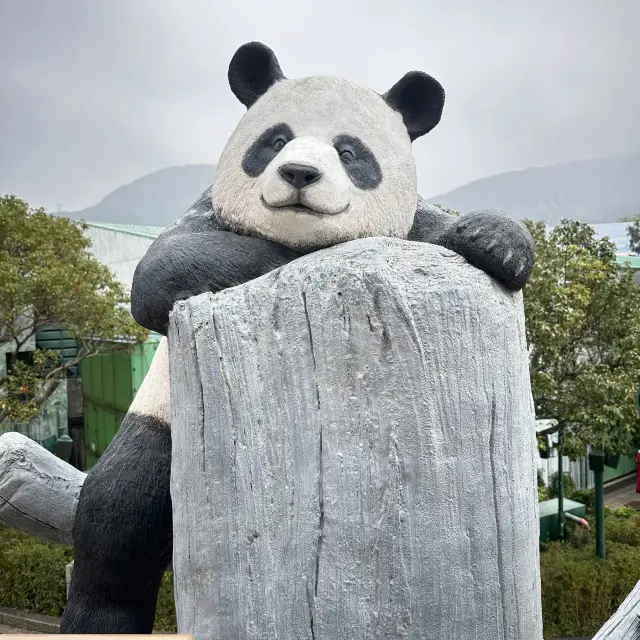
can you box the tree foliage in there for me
[0,195,147,423]
[523,218,640,459]
[621,213,640,255]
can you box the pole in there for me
[594,467,606,559]
[557,428,564,540]
[588,449,606,560]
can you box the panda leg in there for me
[61,339,173,634]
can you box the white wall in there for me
[83,226,156,294]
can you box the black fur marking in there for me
[228,42,286,109]
[383,71,445,142]
[130,187,301,335]
[61,413,173,634]
[333,134,382,190]
[175,185,215,223]
[242,123,295,178]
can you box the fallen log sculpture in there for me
[168,237,543,640]
[0,431,86,545]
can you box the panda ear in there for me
[383,71,445,142]
[228,42,287,109]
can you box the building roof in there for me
[83,221,165,239]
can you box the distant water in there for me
[592,222,633,253]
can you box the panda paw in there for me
[439,209,536,291]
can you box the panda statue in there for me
[61,42,535,634]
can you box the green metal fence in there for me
[81,334,162,469]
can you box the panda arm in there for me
[408,197,535,291]
[131,190,301,335]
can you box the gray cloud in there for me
[1,0,638,211]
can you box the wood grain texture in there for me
[592,580,640,639]
[0,432,86,545]
[168,237,542,640]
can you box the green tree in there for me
[0,195,147,423]
[523,218,640,459]
[620,214,640,255]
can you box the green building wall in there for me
[81,334,162,469]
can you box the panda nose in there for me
[278,163,321,189]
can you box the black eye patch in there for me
[242,123,294,177]
[333,134,382,190]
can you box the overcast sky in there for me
[1,0,638,212]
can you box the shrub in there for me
[155,572,177,632]
[570,488,596,513]
[0,525,177,630]
[601,506,640,547]
[547,472,577,499]
[6,507,640,639]
[540,540,640,639]
[0,526,72,616]
[540,507,640,638]
[538,471,596,514]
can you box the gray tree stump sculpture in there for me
[168,237,543,640]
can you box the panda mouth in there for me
[260,195,349,216]
[291,203,320,214]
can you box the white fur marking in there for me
[128,337,170,423]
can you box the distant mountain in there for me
[61,164,215,226]
[428,151,640,225]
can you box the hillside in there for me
[429,151,640,224]
[62,164,215,226]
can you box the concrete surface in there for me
[0,623,44,634]
[0,608,58,635]
[0,607,60,634]
[605,476,638,509]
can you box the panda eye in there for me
[339,148,354,162]
[273,138,286,150]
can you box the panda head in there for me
[211,42,445,252]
